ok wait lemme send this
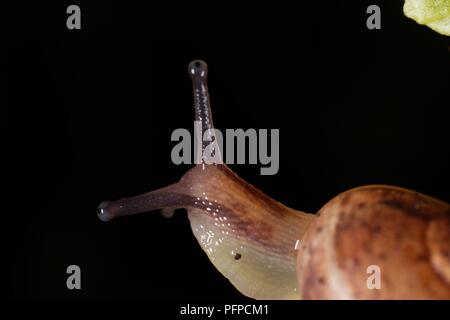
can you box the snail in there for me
[97,60,450,300]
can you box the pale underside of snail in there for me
[98,60,450,300]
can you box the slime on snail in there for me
[98,60,450,300]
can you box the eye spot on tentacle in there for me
[234,253,242,260]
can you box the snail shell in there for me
[297,186,450,299]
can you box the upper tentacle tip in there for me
[188,60,208,79]
[97,201,113,222]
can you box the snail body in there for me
[98,60,450,299]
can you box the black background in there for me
[4,0,449,300]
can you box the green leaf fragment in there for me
[404,0,450,35]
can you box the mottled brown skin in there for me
[297,185,450,299]
[182,164,313,255]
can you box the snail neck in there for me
[182,164,315,299]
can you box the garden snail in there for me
[98,60,450,299]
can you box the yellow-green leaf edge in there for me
[404,0,450,35]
